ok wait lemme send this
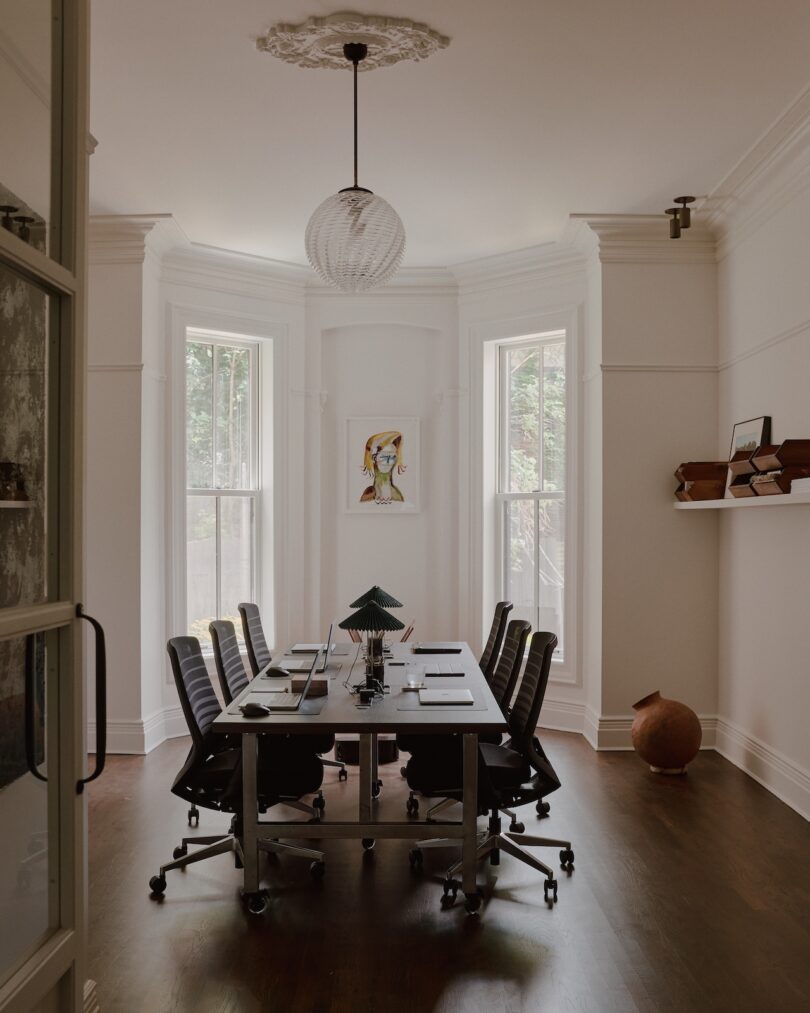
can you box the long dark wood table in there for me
[213,642,505,908]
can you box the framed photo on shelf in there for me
[728,416,771,460]
[345,417,420,513]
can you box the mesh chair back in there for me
[479,601,513,682]
[238,602,271,675]
[166,636,222,750]
[488,619,531,711]
[508,631,557,749]
[209,619,249,705]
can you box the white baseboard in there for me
[715,717,810,822]
[538,697,586,734]
[582,709,717,751]
[88,705,188,755]
[84,979,100,1013]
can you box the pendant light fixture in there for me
[304,42,406,292]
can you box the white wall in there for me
[714,93,810,817]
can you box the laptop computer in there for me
[246,643,322,711]
[277,622,335,672]
[418,688,474,705]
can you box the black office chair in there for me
[402,619,531,820]
[210,619,249,704]
[236,604,347,782]
[479,601,513,683]
[238,602,271,676]
[406,632,574,910]
[148,636,327,911]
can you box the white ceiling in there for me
[89,0,810,267]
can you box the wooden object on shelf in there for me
[775,440,810,467]
[682,480,726,501]
[751,444,781,470]
[751,467,810,496]
[728,475,756,498]
[674,461,727,501]
[728,450,757,477]
[674,461,728,483]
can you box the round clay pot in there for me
[631,691,702,774]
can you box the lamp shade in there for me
[339,601,404,633]
[349,585,403,609]
[305,187,405,293]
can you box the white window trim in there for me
[467,306,582,687]
[185,330,260,634]
[495,331,568,663]
[167,304,284,669]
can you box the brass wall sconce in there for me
[666,196,696,238]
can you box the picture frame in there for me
[345,417,420,513]
[728,416,771,461]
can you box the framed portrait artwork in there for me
[728,415,771,460]
[345,417,421,513]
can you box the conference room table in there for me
[213,641,506,909]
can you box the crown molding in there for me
[450,241,586,297]
[162,242,309,304]
[703,82,810,239]
[306,265,456,299]
[569,214,717,264]
[88,214,188,265]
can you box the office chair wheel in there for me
[400,766,408,777]
[234,852,243,869]
[441,878,459,906]
[544,878,558,904]
[408,848,423,868]
[536,801,551,818]
[361,838,375,851]
[338,767,348,782]
[372,780,382,799]
[464,892,482,914]
[245,892,267,915]
[172,844,187,860]
[149,874,166,896]
[560,848,574,868]
[187,806,199,827]
[509,820,525,834]
[313,794,326,815]
[310,860,326,880]
[406,796,419,817]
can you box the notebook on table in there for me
[424,661,465,677]
[278,623,334,672]
[418,688,474,705]
[412,642,463,654]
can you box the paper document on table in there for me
[424,661,465,677]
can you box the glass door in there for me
[0,0,91,1010]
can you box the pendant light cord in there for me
[343,42,367,189]
[353,56,358,188]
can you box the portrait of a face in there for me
[346,418,420,513]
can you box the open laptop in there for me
[277,623,335,672]
[245,643,322,711]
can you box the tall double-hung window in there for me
[185,331,259,643]
[497,333,566,658]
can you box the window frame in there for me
[491,324,578,683]
[184,329,261,642]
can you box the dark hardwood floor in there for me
[87,732,810,1013]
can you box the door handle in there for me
[24,633,47,782]
[76,604,107,794]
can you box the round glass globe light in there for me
[305,187,405,293]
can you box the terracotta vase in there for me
[631,691,702,774]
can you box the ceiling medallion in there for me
[256,11,450,71]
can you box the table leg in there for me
[462,732,478,897]
[371,731,378,795]
[242,732,259,895]
[359,733,373,823]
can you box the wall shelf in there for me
[0,501,35,510]
[674,491,810,510]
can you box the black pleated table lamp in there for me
[339,601,404,688]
